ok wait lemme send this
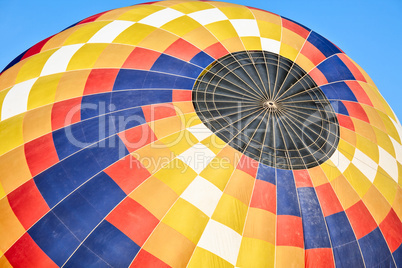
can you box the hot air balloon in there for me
[0,1,400,267]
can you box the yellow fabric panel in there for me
[220,37,245,53]
[257,20,281,40]
[162,198,209,244]
[219,7,254,19]
[0,64,21,92]
[0,256,12,268]
[294,53,315,73]
[393,187,402,221]
[153,158,197,195]
[363,105,387,132]
[130,176,178,220]
[0,183,5,199]
[113,23,157,46]
[159,130,198,155]
[279,43,299,62]
[117,5,165,21]
[27,73,62,110]
[0,146,32,196]
[373,127,395,157]
[15,50,55,84]
[320,161,342,182]
[54,69,91,102]
[138,28,179,52]
[133,141,175,174]
[355,134,379,163]
[93,44,134,68]
[339,126,357,147]
[182,112,203,128]
[0,88,12,119]
[281,28,306,53]
[182,26,220,50]
[337,139,356,161]
[236,237,275,268]
[377,111,400,143]
[212,193,248,234]
[343,164,372,198]
[0,198,26,253]
[42,25,83,51]
[200,135,226,154]
[67,43,108,71]
[173,101,196,115]
[187,247,234,268]
[373,166,399,205]
[275,246,304,268]
[398,162,402,186]
[200,157,235,191]
[161,16,203,37]
[171,1,215,14]
[360,83,386,113]
[352,118,377,144]
[143,222,195,268]
[205,20,239,40]
[308,166,329,187]
[149,115,184,139]
[63,21,110,45]
[224,169,255,205]
[330,174,361,210]
[241,37,262,50]
[243,207,275,244]
[23,105,53,143]
[97,6,139,21]
[362,185,391,223]
[250,9,281,25]
[0,114,24,156]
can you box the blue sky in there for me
[1,0,401,119]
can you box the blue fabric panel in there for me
[142,71,195,89]
[330,100,349,116]
[190,51,215,68]
[78,172,126,217]
[276,169,300,216]
[297,187,331,249]
[84,221,140,267]
[307,31,342,58]
[53,192,103,241]
[256,163,276,185]
[113,69,146,91]
[64,245,110,268]
[393,244,402,267]
[282,16,311,31]
[320,82,357,102]
[81,93,112,120]
[34,164,75,208]
[53,123,86,160]
[151,54,203,79]
[28,212,80,266]
[325,211,356,247]
[359,227,393,267]
[332,240,365,268]
[317,56,355,83]
[88,136,129,170]
[111,89,172,111]
[111,107,146,133]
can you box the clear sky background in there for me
[1,0,401,119]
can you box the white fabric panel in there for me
[261,38,281,54]
[139,8,184,27]
[177,143,216,174]
[390,136,402,164]
[40,44,84,76]
[378,146,398,181]
[188,8,227,26]
[187,123,214,142]
[87,20,135,43]
[351,149,378,182]
[1,78,38,121]
[230,19,260,37]
[329,149,350,173]
[198,219,242,265]
[181,176,222,217]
